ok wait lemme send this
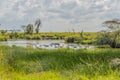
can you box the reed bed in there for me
[0,46,120,80]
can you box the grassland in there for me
[0,46,120,80]
[0,32,97,44]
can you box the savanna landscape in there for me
[0,0,120,80]
[0,19,120,80]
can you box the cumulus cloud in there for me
[0,0,120,31]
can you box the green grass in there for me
[0,46,120,80]
[0,32,97,44]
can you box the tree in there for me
[26,24,34,34]
[103,19,120,31]
[35,19,41,34]
[77,30,84,44]
[98,19,120,48]
[96,30,111,45]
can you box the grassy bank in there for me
[0,32,97,44]
[0,46,120,80]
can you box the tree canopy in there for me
[97,19,120,48]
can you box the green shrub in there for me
[65,37,75,43]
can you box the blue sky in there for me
[0,0,120,32]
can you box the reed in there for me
[0,46,120,80]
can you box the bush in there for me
[65,37,75,43]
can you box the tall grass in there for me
[0,46,120,80]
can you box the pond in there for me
[0,40,64,47]
[0,40,95,49]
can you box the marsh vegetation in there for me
[0,46,120,80]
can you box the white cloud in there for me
[0,0,120,31]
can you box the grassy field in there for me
[0,46,120,80]
[0,32,97,44]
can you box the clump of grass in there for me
[0,46,120,80]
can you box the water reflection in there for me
[0,40,95,49]
[0,40,64,47]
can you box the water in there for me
[0,40,95,49]
[0,40,64,47]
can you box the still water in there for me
[0,40,65,47]
[0,40,94,49]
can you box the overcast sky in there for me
[0,0,120,32]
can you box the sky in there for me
[0,0,120,32]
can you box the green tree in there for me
[35,19,41,34]
[97,19,120,48]
[97,30,111,45]
[26,24,34,34]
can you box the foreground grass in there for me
[0,46,120,80]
